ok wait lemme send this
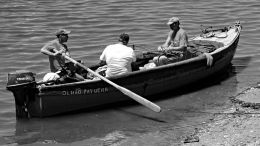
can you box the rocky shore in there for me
[183,86,260,146]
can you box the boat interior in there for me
[49,39,224,84]
[41,27,229,85]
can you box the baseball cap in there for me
[167,17,179,25]
[55,29,71,36]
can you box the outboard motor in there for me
[6,70,36,118]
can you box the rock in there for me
[182,135,199,143]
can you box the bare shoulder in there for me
[44,39,58,46]
[179,28,187,34]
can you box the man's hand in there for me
[53,49,64,57]
[158,46,168,52]
[158,46,164,51]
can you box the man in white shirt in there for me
[99,33,136,77]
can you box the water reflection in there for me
[232,55,252,74]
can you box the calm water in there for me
[1,0,260,145]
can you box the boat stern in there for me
[6,70,37,118]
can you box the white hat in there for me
[55,29,71,36]
[167,17,179,25]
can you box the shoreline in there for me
[183,86,260,146]
[85,86,260,146]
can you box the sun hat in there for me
[167,17,180,25]
[55,29,71,36]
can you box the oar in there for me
[130,44,157,52]
[36,80,56,85]
[62,54,161,113]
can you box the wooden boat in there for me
[6,22,242,118]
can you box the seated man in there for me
[99,33,136,77]
[153,17,189,66]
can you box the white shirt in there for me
[100,43,136,77]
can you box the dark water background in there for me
[0,0,260,145]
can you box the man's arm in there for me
[158,31,173,51]
[162,31,172,48]
[167,45,186,51]
[41,41,63,57]
[41,44,58,56]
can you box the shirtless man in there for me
[41,29,71,72]
[153,17,189,65]
[41,29,84,82]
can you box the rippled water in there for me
[1,0,260,145]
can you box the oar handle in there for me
[36,80,56,85]
[63,55,161,113]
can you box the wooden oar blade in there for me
[119,87,161,112]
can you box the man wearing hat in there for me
[41,29,85,82]
[153,17,189,65]
[41,29,71,72]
